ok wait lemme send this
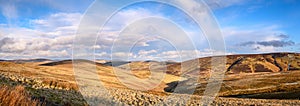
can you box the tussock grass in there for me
[0,85,44,106]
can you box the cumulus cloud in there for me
[277,34,290,39]
[0,8,164,59]
[2,0,295,60]
[0,37,26,53]
[0,12,80,59]
[0,37,72,58]
[239,40,295,47]
[221,24,299,53]
[1,1,226,60]
[234,32,296,52]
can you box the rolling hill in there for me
[164,52,300,77]
[0,52,299,105]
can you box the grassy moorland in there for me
[0,53,299,105]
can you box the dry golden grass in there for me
[216,71,300,97]
[97,64,181,92]
[0,60,181,94]
[0,52,299,105]
[0,85,44,106]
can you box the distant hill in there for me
[103,61,131,67]
[5,59,52,63]
[24,52,300,77]
[165,52,300,76]
[40,59,102,66]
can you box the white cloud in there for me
[127,49,231,62]
[0,37,26,53]
[0,12,81,59]
[248,44,277,52]
[112,52,134,60]
[0,6,219,60]
[159,49,229,60]
[0,36,73,59]
[138,50,157,56]
[222,25,296,53]
[204,0,248,9]
[32,13,81,27]
[0,6,185,59]
[105,8,160,30]
[2,1,291,60]
[32,50,69,57]
[222,25,284,42]
[95,52,109,57]
[31,13,82,37]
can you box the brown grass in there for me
[0,85,44,106]
[216,71,300,97]
[0,53,299,105]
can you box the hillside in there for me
[0,52,299,105]
[164,52,300,77]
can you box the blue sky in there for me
[215,0,300,40]
[0,0,299,61]
[211,0,300,53]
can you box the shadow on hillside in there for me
[223,91,300,100]
[164,81,179,93]
[164,78,201,95]
[40,59,103,66]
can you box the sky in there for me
[0,0,299,61]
